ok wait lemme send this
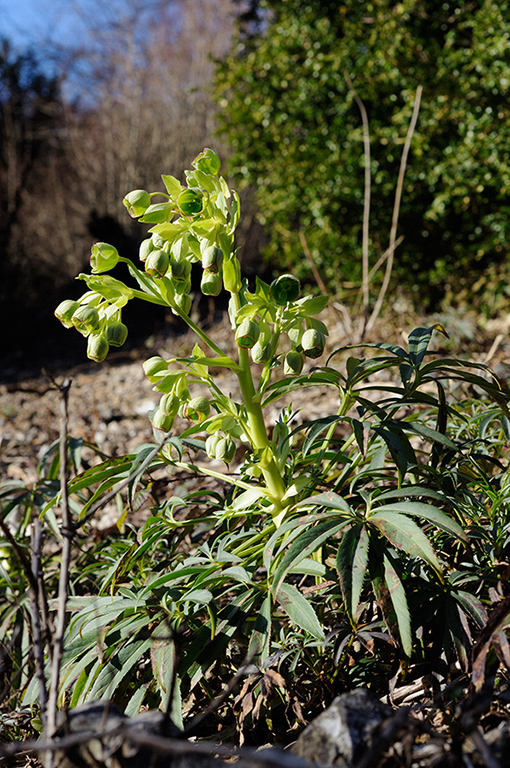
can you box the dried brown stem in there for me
[46,377,73,749]
[345,74,371,340]
[365,85,422,334]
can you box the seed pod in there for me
[270,274,300,306]
[235,319,260,349]
[251,339,273,364]
[283,350,305,375]
[143,356,168,378]
[55,299,81,328]
[160,392,179,415]
[145,249,169,278]
[192,148,221,176]
[301,328,326,359]
[72,305,100,336]
[201,246,223,273]
[106,321,128,347]
[152,408,175,432]
[139,238,153,263]
[176,188,203,216]
[184,396,211,423]
[173,293,192,315]
[87,334,109,363]
[90,242,119,273]
[123,189,151,217]
[201,270,222,296]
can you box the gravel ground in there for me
[2,309,509,495]
[0,313,352,491]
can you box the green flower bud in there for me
[55,299,80,328]
[301,328,326,359]
[160,392,179,415]
[72,305,100,336]
[270,274,301,306]
[173,293,192,315]
[251,339,273,364]
[184,396,211,423]
[176,188,203,216]
[90,242,119,273]
[123,189,151,217]
[235,318,260,349]
[215,437,236,463]
[283,350,305,375]
[143,356,168,378]
[201,246,223,273]
[87,333,109,362]
[192,148,221,176]
[152,408,175,432]
[201,270,222,296]
[145,249,169,278]
[139,238,153,263]
[106,321,128,347]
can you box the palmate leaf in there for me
[336,525,370,621]
[275,583,325,641]
[271,518,349,596]
[373,426,416,480]
[368,510,441,573]
[373,501,468,543]
[260,369,343,407]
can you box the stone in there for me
[291,689,392,767]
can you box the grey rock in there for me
[291,689,392,767]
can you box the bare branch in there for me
[365,85,423,334]
[345,74,371,340]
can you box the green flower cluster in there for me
[55,242,129,362]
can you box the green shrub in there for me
[216,0,510,303]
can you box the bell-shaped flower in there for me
[235,319,260,349]
[145,249,169,278]
[106,321,128,348]
[201,270,222,296]
[184,396,211,423]
[176,188,203,216]
[90,242,119,273]
[87,333,109,362]
[72,305,100,336]
[55,300,81,328]
[123,189,151,218]
[270,274,301,306]
[301,328,326,359]
[283,350,305,375]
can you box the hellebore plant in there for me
[56,149,329,527]
[50,149,510,719]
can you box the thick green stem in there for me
[230,293,288,520]
[237,345,287,507]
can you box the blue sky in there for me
[0,0,82,50]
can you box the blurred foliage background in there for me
[1,0,509,364]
